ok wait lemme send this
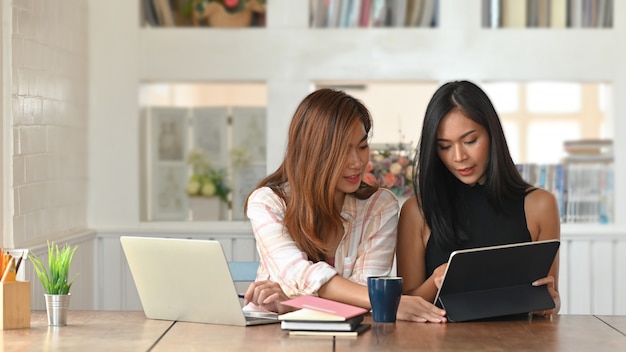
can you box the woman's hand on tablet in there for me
[396,295,447,323]
[531,275,560,316]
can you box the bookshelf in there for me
[89,0,626,232]
[484,0,614,28]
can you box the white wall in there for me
[6,0,90,247]
[88,0,142,229]
[1,0,94,309]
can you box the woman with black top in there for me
[397,80,561,323]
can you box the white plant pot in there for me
[189,197,226,221]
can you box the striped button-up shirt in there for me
[247,186,399,297]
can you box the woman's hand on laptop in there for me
[243,280,295,315]
[531,275,561,316]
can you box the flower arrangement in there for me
[364,147,414,198]
[185,148,231,203]
[183,0,266,27]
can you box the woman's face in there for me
[335,122,370,198]
[436,110,490,186]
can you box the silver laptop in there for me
[120,236,278,326]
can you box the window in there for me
[140,82,267,222]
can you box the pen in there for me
[14,251,25,276]
[0,257,15,283]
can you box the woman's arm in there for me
[397,196,441,302]
[317,274,446,323]
[525,188,561,314]
[247,187,338,296]
[395,196,447,322]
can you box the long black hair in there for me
[413,80,531,249]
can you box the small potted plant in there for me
[185,148,231,220]
[29,241,79,326]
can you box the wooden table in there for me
[2,312,625,351]
[597,315,626,335]
[340,314,626,352]
[0,311,173,352]
[154,314,626,352]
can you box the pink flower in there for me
[363,172,377,186]
[382,172,397,187]
[365,160,374,173]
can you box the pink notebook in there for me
[279,295,368,321]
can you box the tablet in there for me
[433,239,560,322]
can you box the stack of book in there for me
[309,0,439,28]
[278,296,371,338]
[561,139,613,224]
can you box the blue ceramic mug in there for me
[367,276,403,323]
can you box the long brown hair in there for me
[246,88,378,261]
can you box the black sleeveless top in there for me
[425,182,533,277]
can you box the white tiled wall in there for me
[10,0,89,246]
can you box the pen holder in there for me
[0,281,30,330]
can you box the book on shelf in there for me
[287,323,372,338]
[327,0,344,27]
[482,0,501,28]
[340,0,363,27]
[418,0,437,27]
[550,0,567,27]
[405,0,422,26]
[152,0,175,27]
[359,0,373,27]
[582,0,597,27]
[142,0,159,27]
[568,0,583,27]
[527,0,550,27]
[310,0,328,28]
[563,139,612,156]
[389,0,408,27]
[502,0,527,28]
[370,0,388,27]
[309,0,437,28]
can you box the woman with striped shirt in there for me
[242,88,445,322]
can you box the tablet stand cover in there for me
[434,239,560,322]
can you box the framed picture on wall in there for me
[148,107,189,220]
[151,107,187,162]
[150,164,189,220]
[232,107,266,163]
[231,162,267,220]
[193,107,229,169]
